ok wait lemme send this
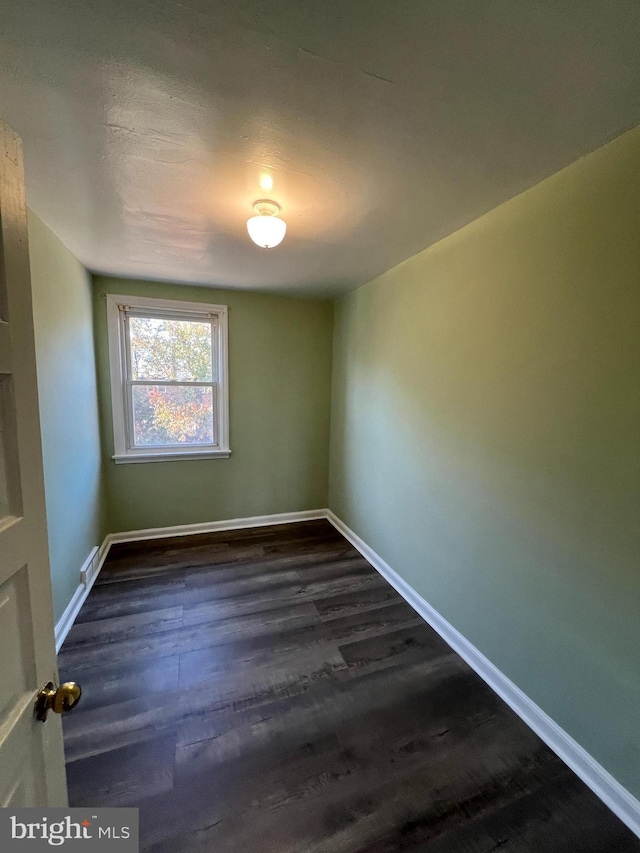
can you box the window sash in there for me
[122,311,218,383]
[125,381,219,451]
[121,309,219,452]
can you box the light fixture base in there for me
[253,200,281,217]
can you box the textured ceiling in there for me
[0,0,639,295]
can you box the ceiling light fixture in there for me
[247,200,287,249]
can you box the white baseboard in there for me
[325,510,640,839]
[108,509,328,546]
[54,543,110,652]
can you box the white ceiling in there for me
[0,1,639,296]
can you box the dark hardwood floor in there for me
[58,520,639,852]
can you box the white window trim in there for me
[105,293,230,463]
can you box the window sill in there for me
[112,449,231,464]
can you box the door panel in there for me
[0,119,68,806]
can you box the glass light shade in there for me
[246,214,287,248]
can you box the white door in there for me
[0,119,70,806]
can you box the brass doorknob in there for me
[35,681,82,722]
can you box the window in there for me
[106,294,229,463]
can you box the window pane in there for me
[129,317,213,381]
[131,385,214,447]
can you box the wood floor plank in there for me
[66,734,176,808]
[59,600,324,672]
[313,583,402,620]
[338,622,453,669]
[59,520,639,852]
[182,568,303,605]
[62,606,183,646]
[175,654,462,748]
[59,656,180,713]
[75,577,187,622]
[59,598,422,677]
[181,569,387,626]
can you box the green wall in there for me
[329,126,640,796]
[29,212,106,623]
[93,277,333,533]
